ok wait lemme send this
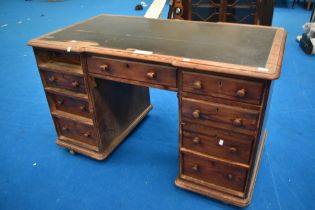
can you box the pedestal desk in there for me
[28,15,286,207]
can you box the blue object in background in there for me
[0,1,314,210]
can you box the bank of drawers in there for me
[35,49,97,150]
[180,71,264,196]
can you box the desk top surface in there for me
[28,15,287,80]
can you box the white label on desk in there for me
[182,58,191,62]
[67,46,71,52]
[218,139,224,146]
[133,50,153,55]
[257,67,269,72]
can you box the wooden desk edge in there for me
[27,15,287,81]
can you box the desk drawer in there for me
[87,56,177,88]
[182,71,264,105]
[55,117,97,146]
[181,98,260,134]
[43,71,86,93]
[182,152,248,192]
[48,93,91,118]
[182,122,254,164]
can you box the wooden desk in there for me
[28,15,286,207]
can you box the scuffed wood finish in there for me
[28,15,286,207]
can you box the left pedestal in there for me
[34,48,151,160]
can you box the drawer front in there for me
[182,71,264,105]
[55,118,97,146]
[182,152,248,192]
[87,56,177,88]
[181,98,260,134]
[43,71,86,93]
[48,93,91,118]
[182,122,254,164]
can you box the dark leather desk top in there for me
[28,15,287,80]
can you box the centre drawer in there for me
[54,117,97,146]
[181,152,248,192]
[181,98,260,135]
[182,122,254,164]
[87,56,177,88]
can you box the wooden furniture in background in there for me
[292,0,313,10]
[169,0,275,26]
[28,15,286,207]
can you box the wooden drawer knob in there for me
[146,72,156,79]
[193,137,200,144]
[227,173,233,180]
[79,105,86,111]
[233,118,242,127]
[229,147,238,153]
[192,165,199,172]
[71,81,80,87]
[48,76,56,82]
[62,126,68,131]
[84,132,91,138]
[193,81,202,89]
[236,88,246,98]
[100,64,109,71]
[57,99,64,105]
[192,110,200,119]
